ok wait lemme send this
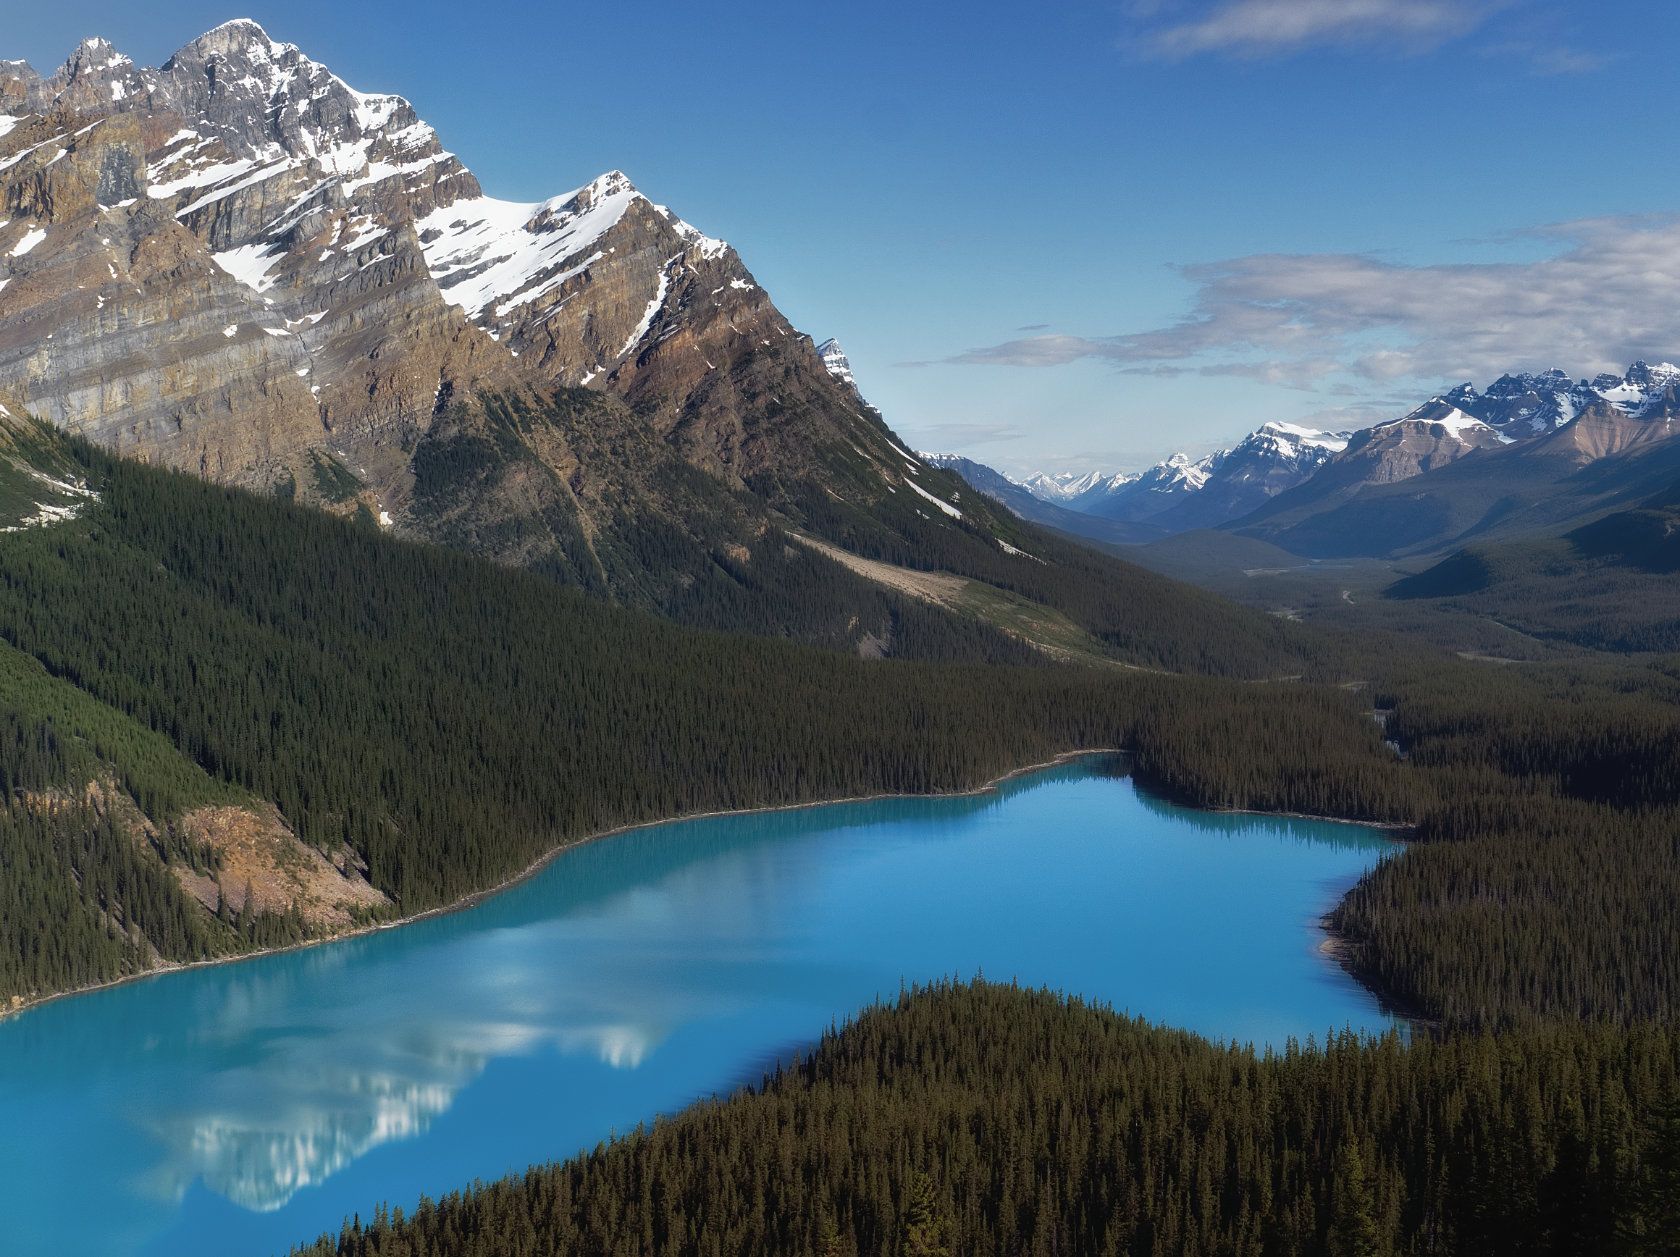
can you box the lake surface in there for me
[0,756,1397,1256]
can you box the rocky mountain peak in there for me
[154,21,427,169]
[57,37,133,77]
[526,171,639,234]
[0,61,39,114]
[0,16,938,594]
[578,170,636,204]
[192,17,278,46]
[43,36,147,113]
[164,18,295,74]
[1456,371,1579,433]
[816,338,855,388]
[1623,360,1680,390]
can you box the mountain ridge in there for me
[0,20,1051,658]
[993,361,1680,554]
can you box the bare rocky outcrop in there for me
[21,775,389,934]
[174,803,389,929]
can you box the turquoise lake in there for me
[0,756,1398,1256]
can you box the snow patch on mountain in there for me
[1377,401,1503,442]
[904,475,962,519]
[8,226,46,257]
[1256,420,1349,453]
[418,175,638,321]
[815,338,855,389]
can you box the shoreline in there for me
[1315,923,1440,1032]
[1213,806,1411,834]
[4,747,1130,1021]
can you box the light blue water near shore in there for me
[0,757,1397,1256]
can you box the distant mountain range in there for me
[938,362,1680,559]
[917,454,1167,546]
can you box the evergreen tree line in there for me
[0,704,224,997]
[289,981,1680,1257]
[1320,652,1680,1028]
[4,433,1680,1030]
[0,438,1405,1003]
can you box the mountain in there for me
[0,21,1325,673]
[1227,401,1508,548]
[1229,369,1680,559]
[1011,363,1680,557]
[815,337,858,392]
[0,21,881,504]
[918,454,1167,545]
[1445,361,1680,435]
[1022,470,1125,502]
[1005,362,1680,563]
[1023,421,1348,533]
[1135,422,1351,532]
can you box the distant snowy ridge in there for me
[998,360,1680,539]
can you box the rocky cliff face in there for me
[0,20,1020,648]
[1,25,957,521]
[0,22,520,492]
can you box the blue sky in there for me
[9,1,1680,474]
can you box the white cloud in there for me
[1141,0,1501,59]
[946,215,1680,392]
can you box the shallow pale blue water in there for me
[0,756,1396,1256]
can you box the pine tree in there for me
[1328,1139,1383,1257]
[1625,1099,1680,1256]
[903,1173,951,1257]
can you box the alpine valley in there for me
[4,17,1680,1257]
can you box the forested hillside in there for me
[1387,478,1680,653]
[0,417,1675,1255]
[293,981,1680,1257]
[0,426,1393,1005]
[1,423,1679,1038]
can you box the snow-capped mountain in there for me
[1223,361,1680,557]
[0,19,1037,648]
[1439,362,1680,434]
[919,454,1174,545]
[0,20,948,517]
[815,338,856,389]
[1026,420,1350,532]
[1021,470,1134,502]
[1004,362,1680,542]
[1340,363,1680,484]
